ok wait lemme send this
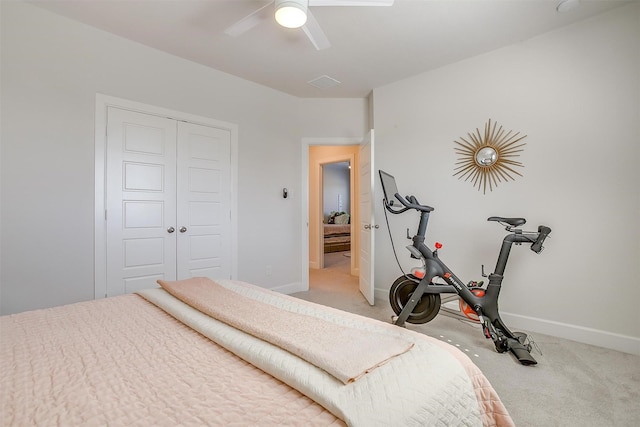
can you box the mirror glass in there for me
[475,147,498,166]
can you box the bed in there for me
[1,277,514,426]
[324,223,351,253]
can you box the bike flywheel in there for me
[389,275,440,324]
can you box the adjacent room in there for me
[2,1,639,426]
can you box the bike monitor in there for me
[379,170,400,206]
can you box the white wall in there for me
[372,3,640,353]
[3,1,636,355]
[299,98,369,137]
[323,162,351,219]
[0,1,366,314]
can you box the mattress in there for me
[1,278,515,426]
[324,223,351,236]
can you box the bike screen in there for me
[379,170,400,206]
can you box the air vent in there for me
[308,75,341,89]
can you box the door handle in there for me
[179,226,187,233]
[364,224,379,230]
[167,227,175,233]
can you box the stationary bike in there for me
[379,170,551,365]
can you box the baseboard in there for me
[374,287,387,302]
[500,311,640,356]
[272,282,305,295]
[374,287,640,355]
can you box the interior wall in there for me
[0,2,367,314]
[298,98,369,137]
[323,162,351,220]
[372,4,640,352]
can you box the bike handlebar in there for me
[386,193,434,213]
[531,225,552,253]
[384,189,551,254]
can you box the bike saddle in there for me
[487,216,526,227]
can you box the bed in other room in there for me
[324,212,351,253]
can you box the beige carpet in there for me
[297,251,640,427]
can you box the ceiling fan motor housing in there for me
[275,0,309,28]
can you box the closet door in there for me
[105,108,177,295]
[176,122,232,280]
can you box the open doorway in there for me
[301,133,375,305]
[308,145,359,293]
[321,161,352,273]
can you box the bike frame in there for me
[394,208,537,340]
[379,169,550,365]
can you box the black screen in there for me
[379,170,400,205]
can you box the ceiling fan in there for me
[224,0,394,50]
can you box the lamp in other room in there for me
[275,0,308,28]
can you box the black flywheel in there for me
[389,276,440,324]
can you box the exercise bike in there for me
[379,170,551,365]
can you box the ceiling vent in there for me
[308,75,341,89]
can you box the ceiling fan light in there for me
[275,0,308,29]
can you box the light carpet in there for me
[293,251,640,427]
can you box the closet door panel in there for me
[176,122,232,280]
[105,108,177,296]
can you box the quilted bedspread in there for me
[1,279,514,426]
[1,294,342,426]
[140,279,514,427]
[157,277,415,384]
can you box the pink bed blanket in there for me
[157,277,414,384]
[141,279,515,427]
[0,294,343,426]
[1,278,514,426]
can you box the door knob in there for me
[179,226,187,233]
[364,224,379,230]
[167,227,175,233]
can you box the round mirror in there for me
[475,146,498,166]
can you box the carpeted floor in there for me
[295,251,640,427]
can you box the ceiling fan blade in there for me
[309,0,394,6]
[224,1,274,37]
[302,10,331,50]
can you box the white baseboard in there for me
[374,287,640,356]
[501,311,640,356]
[374,287,387,302]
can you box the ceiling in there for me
[28,0,631,98]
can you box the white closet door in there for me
[176,122,232,280]
[105,107,177,295]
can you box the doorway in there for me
[308,145,359,294]
[300,132,375,304]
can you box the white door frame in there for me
[300,137,362,292]
[94,94,238,299]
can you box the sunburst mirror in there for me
[453,119,527,194]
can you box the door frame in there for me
[94,94,238,299]
[301,137,362,292]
